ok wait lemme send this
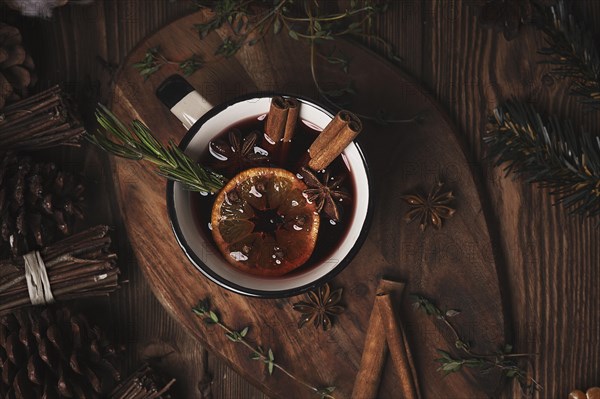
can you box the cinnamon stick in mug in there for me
[308,110,362,171]
[265,96,289,142]
[283,98,299,142]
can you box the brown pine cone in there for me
[0,307,120,398]
[0,153,85,258]
[0,23,37,109]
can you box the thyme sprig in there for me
[134,1,423,124]
[88,104,227,193]
[133,46,203,80]
[192,298,336,399]
[411,295,541,397]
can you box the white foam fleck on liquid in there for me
[275,260,282,265]
[230,251,248,261]
[249,186,263,198]
[264,133,276,145]
[254,146,269,156]
[209,143,228,161]
[291,200,299,207]
[330,219,337,225]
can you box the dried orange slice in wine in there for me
[211,167,320,276]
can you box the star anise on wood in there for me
[300,167,351,222]
[209,129,269,175]
[292,283,344,331]
[401,182,456,231]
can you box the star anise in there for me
[209,129,269,175]
[292,283,344,331]
[300,167,351,222]
[401,182,456,231]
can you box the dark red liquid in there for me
[190,114,356,273]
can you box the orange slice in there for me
[211,167,320,276]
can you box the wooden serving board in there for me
[111,10,507,399]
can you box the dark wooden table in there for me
[4,0,600,397]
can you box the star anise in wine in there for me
[209,129,269,175]
[292,283,344,331]
[401,182,456,231]
[300,167,351,222]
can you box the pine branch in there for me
[484,100,600,218]
[87,104,227,194]
[538,0,600,108]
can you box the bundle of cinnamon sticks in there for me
[0,225,120,314]
[265,96,363,170]
[0,85,85,152]
[109,364,175,399]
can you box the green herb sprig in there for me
[484,100,600,219]
[133,46,203,80]
[411,295,541,397]
[538,0,600,109]
[88,104,227,193]
[192,298,336,399]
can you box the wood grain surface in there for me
[3,0,600,398]
[109,7,506,399]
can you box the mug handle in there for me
[155,74,210,129]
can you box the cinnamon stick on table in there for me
[351,279,421,399]
[352,280,405,399]
[376,293,421,399]
[308,110,362,171]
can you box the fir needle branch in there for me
[192,299,336,399]
[87,104,227,194]
[411,294,541,396]
[484,100,600,219]
[538,0,600,108]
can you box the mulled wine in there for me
[191,113,356,276]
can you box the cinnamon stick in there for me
[283,98,299,142]
[307,110,362,171]
[351,280,405,399]
[376,293,421,399]
[279,98,300,165]
[265,96,289,143]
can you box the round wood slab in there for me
[111,10,507,398]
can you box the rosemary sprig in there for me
[411,295,541,397]
[538,0,600,108]
[484,100,600,219]
[88,104,227,193]
[192,298,336,399]
[133,46,203,80]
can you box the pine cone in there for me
[0,23,36,110]
[0,307,120,398]
[0,154,85,258]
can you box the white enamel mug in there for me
[158,75,372,297]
